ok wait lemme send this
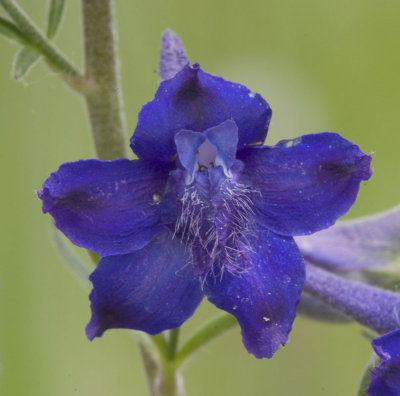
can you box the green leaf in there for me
[0,15,27,44]
[51,224,91,290]
[355,353,378,396]
[46,0,66,39]
[13,46,41,79]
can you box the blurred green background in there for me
[1,0,399,395]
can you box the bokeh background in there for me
[1,1,400,395]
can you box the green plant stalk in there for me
[157,331,185,396]
[137,332,185,396]
[138,342,161,396]
[81,0,129,160]
[0,15,29,44]
[166,329,180,359]
[0,0,85,88]
[175,313,237,367]
[157,358,184,396]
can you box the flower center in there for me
[173,166,257,280]
[174,119,239,183]
[196,141,217,169]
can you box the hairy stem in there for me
[0,0,85,88]
[81,0,129,160]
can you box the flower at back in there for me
[38,31,372,358]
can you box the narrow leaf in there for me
[51,224,91,290]
[13,46,41,79]
[176,314,237,366]
[356,353,378,396]
[46,0,66,39]
[0,15,27,44]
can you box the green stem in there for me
[160,329,182,395]
[166,329,180,360]
[151,334,168,356]
[0,0,85,88]
[138,341,160,396]
[81,0,129,160]
[175,314,237,367]
[138,332,185,396]
[158,357,184,396]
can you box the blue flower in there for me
[368,329,400,396]
[38,31,372,358]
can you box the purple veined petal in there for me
[305,264,400,335]
[367,329,400,396]
[38,158,173,256]
[86,228,204,339]
[296,205,400,272]
[159,30,189,81]
[203,229,305,359]
[239,132,372,237]
[131,64,271,161]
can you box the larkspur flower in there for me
[38,31,372,358]
[368,329,400,396]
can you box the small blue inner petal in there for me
[174,130,206,179]
[205,119,239,175]
[174,120,240,183]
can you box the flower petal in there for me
[174,129,206,177]
[296,205,400,271]
[86,228,203,339]
[131,64,271,161]
[205,119,239,172]
[239,132,372,236]
[305,264,400,335]
[367,329,400,396]
[38,159,172,256]
[159,30,189,81]
[203,229,305,359]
